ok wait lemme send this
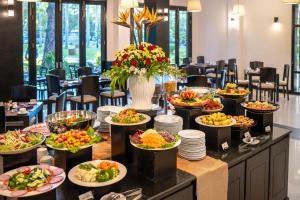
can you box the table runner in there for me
[93,141,228,200]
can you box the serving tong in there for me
[100,188,142,200]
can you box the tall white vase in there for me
[128,75,155,110]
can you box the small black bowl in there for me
[46,110,96,134]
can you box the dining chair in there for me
[46,74,61,114]
[10,85,37,102]
[197,56,205,64]
[182,57,192,65]
[70,75,100,112]
[69,65,78,80]
[279,64,290,100]
[227,59,237,82]
[55,92,67,112]
[237,69,249,88]
[0,106,6,133]
[100,84,127,106]
[206,60,226,88]
[78,67,93,77]
[187,75,210,87]
[253,67,277,102]
[49,68,66,80]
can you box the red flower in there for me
[139,45,144,51]
[147,45,156,51]
[131,60,138,66]
[157,57,163,62]
[164,57,169,62]
[122,54,128,59]
[145,59,152,65]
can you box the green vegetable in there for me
[79,164,96,171]
[96,171,110,182]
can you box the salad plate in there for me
[195,114,236,128]
[105,114,151,126]
[68,160,127,187]
[0,131,45,155]
[241,101,280,114]
[0,165,65,198]
[129,129,181,151]
[23,123,50,137]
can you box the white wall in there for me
[192,0,292,78]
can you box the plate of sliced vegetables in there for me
[0,164,65,198]
[68,160,127,187]
[129,129,181,151]
[105,109,151,126]
[45,127,101,153]
[0,130,45,155]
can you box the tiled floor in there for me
[273,94,300,200]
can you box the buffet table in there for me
[93,141,228,200]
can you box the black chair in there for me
[37,67,48,101]
[187,75,210,87]
[49,68,66,80]
[69,65,78,80]
[253,67,277,102]
[182,57,192,65]
[250,61,264,71]
[0,106,6,133]
[197,56,205,64]
[206,60,226,88]
[237,69,249,88]
[279,64,290,100]
[46,74,61,114]
[56,92,67,112]
[100,85,127,106]
[70,75,100,112]
[11,85,37,102]
[227,59,237,82]
[78,67,93,77]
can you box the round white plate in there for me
[68,160,127,188]
[45,143,93,152]
[242,138,260,145]
[18,111,28,115]
[130,139,181,151]
[0,165,65,198]
[0,134,45,155]
[202,105,224,113]
[195,116,236,128]
[105,114,151,126]
[178,130,205,139]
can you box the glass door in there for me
[178,10,188,66]
[62,3,80,79]
[36,2,56,80]
[293,5,300,92]
[85,4,102,72]
[169,9,176,64]
[22,2,29,84]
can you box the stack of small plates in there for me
[154,115,183,133]
[97,106,123,132]
[178,130,206,161]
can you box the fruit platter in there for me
[195,112,236,127]
[0,130,45,155]
[46,110,96,134]
[232,115,256,129]
[0,164,65,197]
[202,99,224,113]
[129,129,181,150]
[45,127,101,153]
[105,108,150,126]
[241,101,280,113]
[168,90,209,108]
[23,123,50,137]
[68,160,127,187]
[217,83,250,98]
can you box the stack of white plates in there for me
[97,106,123,132]
[178,130,206,161]
[154,115,183,133]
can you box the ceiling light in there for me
[17,0,41,2]
[8,0,14,5]
[187,0,202,12]
[120,0,139,9]
[283,0,300,4]
[7,10,14,17]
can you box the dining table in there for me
[247,71,280,102]
[59,78,111,92]
[5,102,43,130]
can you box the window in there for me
[22,1,106,89]
[169,7,192,66]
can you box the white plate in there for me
[130,139,181,151]
[202,105,224,113]
[242,138,260,145]
[68,160,127,188]
[105,114,151,126]
[195,116,236,128]
[18,111,28,115]
[0,165,65,198]
[46,143,94,152]
[0,134,45,155]
[178,130,205,139]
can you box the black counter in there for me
[207,125,291,168]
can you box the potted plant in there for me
[104,7,184,110]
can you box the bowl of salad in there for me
[105,109,151,126]
[129,129,181,150]
[0,130,45,155]
[45,127,101,153]
[68,160,127,187]
[46,110,96,134]
[0,164,65,197]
